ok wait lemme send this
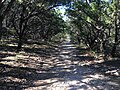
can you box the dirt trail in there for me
[0,38,119,90]
[25,40,120,90]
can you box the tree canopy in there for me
[0,0,120,56]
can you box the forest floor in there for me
[0,39,120,90]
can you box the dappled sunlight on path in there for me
[25,38,120,90]
[0,36,120,90]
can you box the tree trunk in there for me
[111,30,118,57]
[0,16,3,40]
[111,29,118,57]
[111,12,118,57]
[77,36,81,45]
[111,44,117,57]
[17,36,23,52]
[111,0,119,57]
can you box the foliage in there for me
[3,0,68,51]
[66,0,120,57]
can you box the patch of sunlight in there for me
[3,56,17,60]
[47,80,97,90]
[2,54,28,61]
[59,55,70,59]
[33,78,59,85]
[7,44,17,47]
[6,76,26,82]
[26,78,98,90]
[94,59,104,63]
[65,69,71,72]
[79,61,95,66]
[16,54,28,59]
[16,54,26,60]
[82,74,106,83]
[50,80,79,87]
[105,70,119,76]
[63,65,70,68]
[97,86,104,90]
[26,78,62,90]
[81,77,95,83]
[40,44,48,48]
[60,50,72,54]
[88,74,105,79]
[81,53,90,56]
[0,51,16,54]
[107,81,119,86]
[62,44,75,47]
[79,59,104,66]
[64,60,72,64]
[0,60,18,66]
[72,61,79,64]
[23,44,31,48]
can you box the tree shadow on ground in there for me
[90,59,120,76]
[0,45,17,52]
[0,62,65,90]
[23,42,60,58]
[67,61,120,90]
[0,52,16,58]
[0,42,119,90]
[0,42,62,89]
